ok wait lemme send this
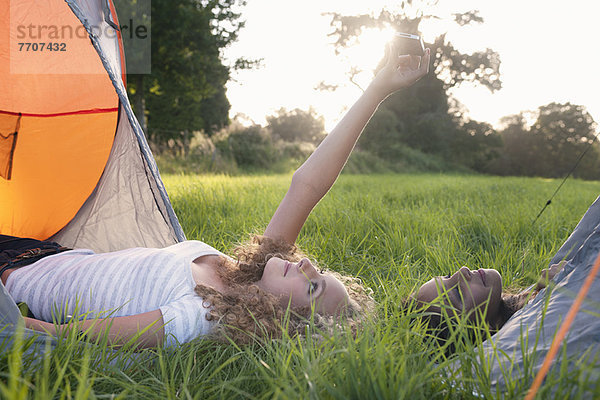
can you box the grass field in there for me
[2,173,600,399]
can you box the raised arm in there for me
[24,309,164,349]
[264,46,431,244]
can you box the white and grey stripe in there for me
[6,241,223,346]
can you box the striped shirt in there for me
[6,240,226,347]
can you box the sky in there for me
[223,0,600,131]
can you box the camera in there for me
[394,32,425,56]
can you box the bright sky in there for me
[224,0,600,131]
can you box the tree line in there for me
[360,100,599,179]
[123,0,599,179]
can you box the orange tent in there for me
[0,0,184,252]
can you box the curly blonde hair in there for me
[194,236,375,344]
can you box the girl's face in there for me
[416,267,503,324]
[256,257,350,315]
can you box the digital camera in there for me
[394,32,425,56]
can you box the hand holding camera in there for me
[368,32,430,99]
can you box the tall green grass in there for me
[2,173,599,398]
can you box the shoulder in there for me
[159,294,215,346]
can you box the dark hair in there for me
[402,290,537,355]
[496,291,535,328]
[400,297,476,355]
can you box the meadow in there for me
[2,173,600,399]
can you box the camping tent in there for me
[0,0,185,252]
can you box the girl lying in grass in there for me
[410,260,567,348]
[1,44,430,348]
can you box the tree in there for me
[220,124,277,169]
[323,4,502,166]
[448,120,502,171]
[266,108,326,144]
[489,103,600,179]
[356,107,400,159]
[531,102,599,179]
[126,0,252,154]
[487,113,537,176]
[326,8,500,93]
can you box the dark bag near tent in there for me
[0,235,71,276]
[0,235,71,319]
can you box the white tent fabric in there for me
[50,102,180,252]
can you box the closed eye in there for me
[453,285,462,306]
[308,281,318,295]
